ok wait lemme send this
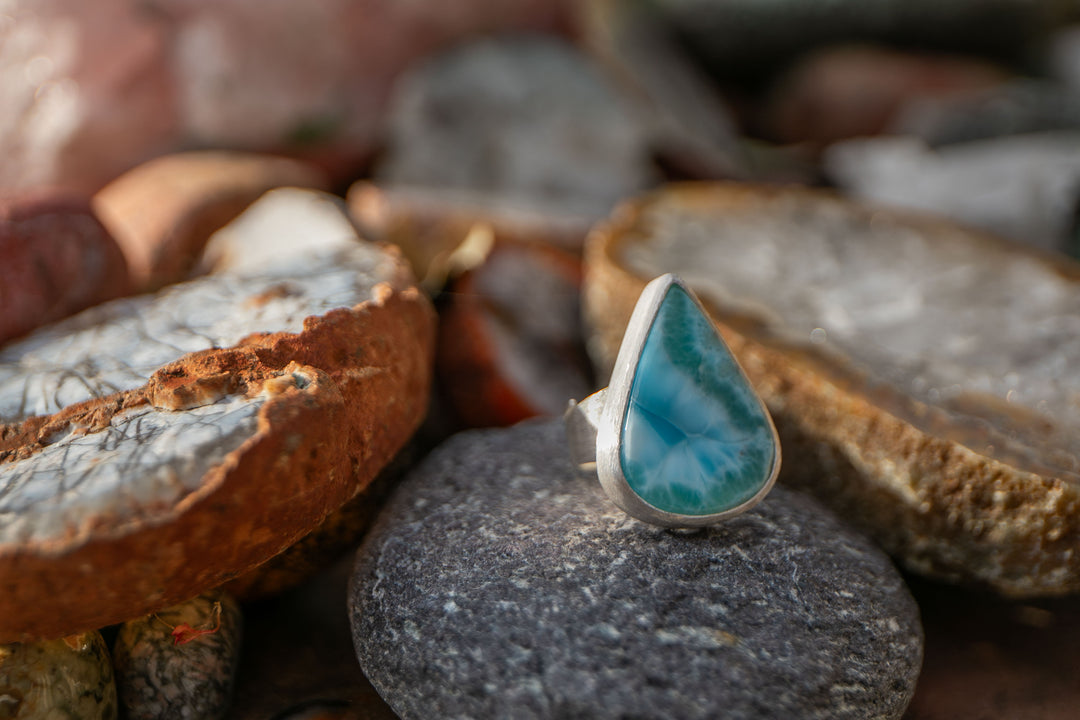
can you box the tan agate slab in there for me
[585,183,1080,597]
[0,188,435,641]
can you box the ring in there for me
[566,273,781,527]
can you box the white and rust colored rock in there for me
[114,591,242,720]
[0,631,117,719]
[0,187,435,641]
[585,183,1080,596]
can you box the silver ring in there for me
[566,273,781,528]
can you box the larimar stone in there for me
[619,285,776,516]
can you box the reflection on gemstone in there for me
[620,285,776,516]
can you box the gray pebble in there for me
[350,418,923,720]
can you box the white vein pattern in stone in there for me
[0,189,400,423]
[622,196,1080,473]
[0,394,263,545]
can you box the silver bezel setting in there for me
[567,273,781,528]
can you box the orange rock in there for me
[438,240,592,428]
[0,194,130,346]
[0,189,434,641]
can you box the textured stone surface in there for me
[584,183,1080,595]
[0,195,130,346]
[377,35,656,219]
[0,631,117,719]
[621,284,777,516]
[0,188,434,641]
[351,419,922,720]
[114,591,242,720]
[93,151,330,291]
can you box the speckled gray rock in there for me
[113,591,242,720]
[350,419,923,720]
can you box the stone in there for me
[376,35,657,220]
[763,45,1007,147]
[888,81,1080,146]
[347,182,594,288]
[93,151,330,292]
[0,188,434,641]
[619,282,777,516]
[584,183,1080,596]
[0,0,568,193]
[825,132,1080,253]
[650,0,1059,86]
[437,240,592,428]
[0,0,177,194]
[114,591,242,720]
[350,419,923,720]
[0,631,117,719]
[0,194,131,346]
[575,0,747,179]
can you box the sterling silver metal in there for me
[565,273,781,528]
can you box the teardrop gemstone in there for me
[619,284,778,516]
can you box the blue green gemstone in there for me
[619,285,776,516]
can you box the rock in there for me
[376,35,657,219]
[825,132,1080,253]
[575,0,747,179]
[93,151,330,292]
[0,631,117,719]
[437,240,592,428]
[347,182,594,290]
[651,0,1062,86]
[584,183,1080,596]
[889,81,1080,146]
[0,0,177,194]
[114,591,242,720]
[350,419,923,720]
[0,0,568,193]
[764,45,1007,147]
[0,187,434,641]
[0,194,131,346]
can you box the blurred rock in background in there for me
[0,0,569,194]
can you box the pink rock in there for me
[0,0,178,194]
[0,194,131,346]
[0,0,570,193]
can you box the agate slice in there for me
[585,183,1080,596]
[0,188,434,640]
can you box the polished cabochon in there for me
[594,274,781,527]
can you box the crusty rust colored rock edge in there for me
[584,183,1080,597]
[0,281,434,642]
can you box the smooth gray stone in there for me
[350,419,923,720]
